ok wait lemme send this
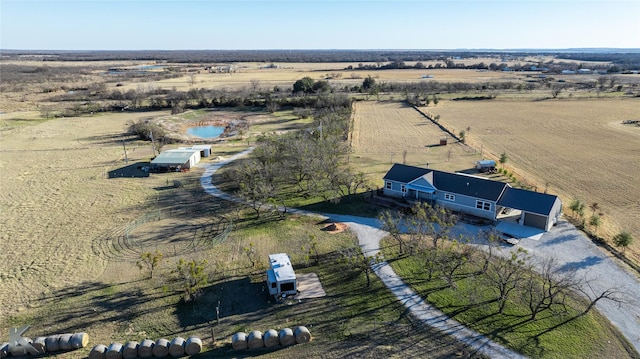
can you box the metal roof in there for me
[268,253,296,282]
[151,150,197,165]
[497,187,560,216]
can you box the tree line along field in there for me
[1,55,640,357]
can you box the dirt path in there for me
[198,151,526,359]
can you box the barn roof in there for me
[151,150,197,165]
[497,187,559,215]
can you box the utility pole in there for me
[122,139,129,164]
[150,130,157,156]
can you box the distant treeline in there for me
[1,49,639,69]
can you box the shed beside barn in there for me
[178,145,213,157]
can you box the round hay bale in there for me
[231,332,247,350]
[262,329,279,348]
[294,326,311,344]
[89,344,108,359]
[32,336,47,354]
[138,339,155,358]
[59,333,74,351]
[45,335,61,352]
[0,343,9,359]
[122,341,139,359]
[278,328,295,347]
[9,345,27,357]
[247,331,263,349]
[71,332,90,349]
[168,337,185,357]
[184,337,202,355]
[106,342,123,359]
[152,339,170,358]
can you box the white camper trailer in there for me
[266,253,297,298]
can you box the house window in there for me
[444,193,455,201]
[401,185,406,193]
[386,181,392,189]
[476,200,491,211]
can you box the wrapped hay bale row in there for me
[89,344,108,359]
[122,341,139,359]
[233,326,311,351]
[263,329,279,348]
[59,334,73,351]
[1,343,9,359]
[106,342,123,359]
[71,333,90,349]
[138,339,155,358]
[294,326,311,344]
[36,332,89,354]
[45,335,61,352]
[32,337,46,354]
[247,331,263,349]
[278,328,295,347]
[9,338,32,357]
[152,339,170,357]
[231,332,247,350]
[92,336,200,359]
[168,337,185,357]
[184,337,202,356]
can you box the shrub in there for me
[129,120,165,141]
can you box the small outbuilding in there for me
[476,160,496,173]
[266,253,297,299]
[150,149,201,172]
[178,145,213,157]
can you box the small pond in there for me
[186,125,225,139]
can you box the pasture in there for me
[429,97,640,260]
[350,101,484,183]
[0,109,481,358]
[2,57,639,357]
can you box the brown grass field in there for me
[428,97,640,261]
[350,101,485,181]
[1,58,639,357]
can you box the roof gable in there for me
[407,173,436,192]
[497,187,559,215]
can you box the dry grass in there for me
[350,101,484,185]
[0,110,187,316]
[429,97,640,261]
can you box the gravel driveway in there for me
[199,153,640,356]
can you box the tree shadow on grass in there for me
[13,281,175,336]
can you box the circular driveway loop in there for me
[199,149,639,357]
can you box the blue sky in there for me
[1,1,639,50]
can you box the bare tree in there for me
[339,243,382,288]
[437,239,474,288]
[485,247,529,313]
[577,276,629,316]
[522,257,577,320]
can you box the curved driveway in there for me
[199,149,640,356]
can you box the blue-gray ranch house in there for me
[383,163,562,231]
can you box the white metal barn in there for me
[266,253,297,299]
[150,149,201,172]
